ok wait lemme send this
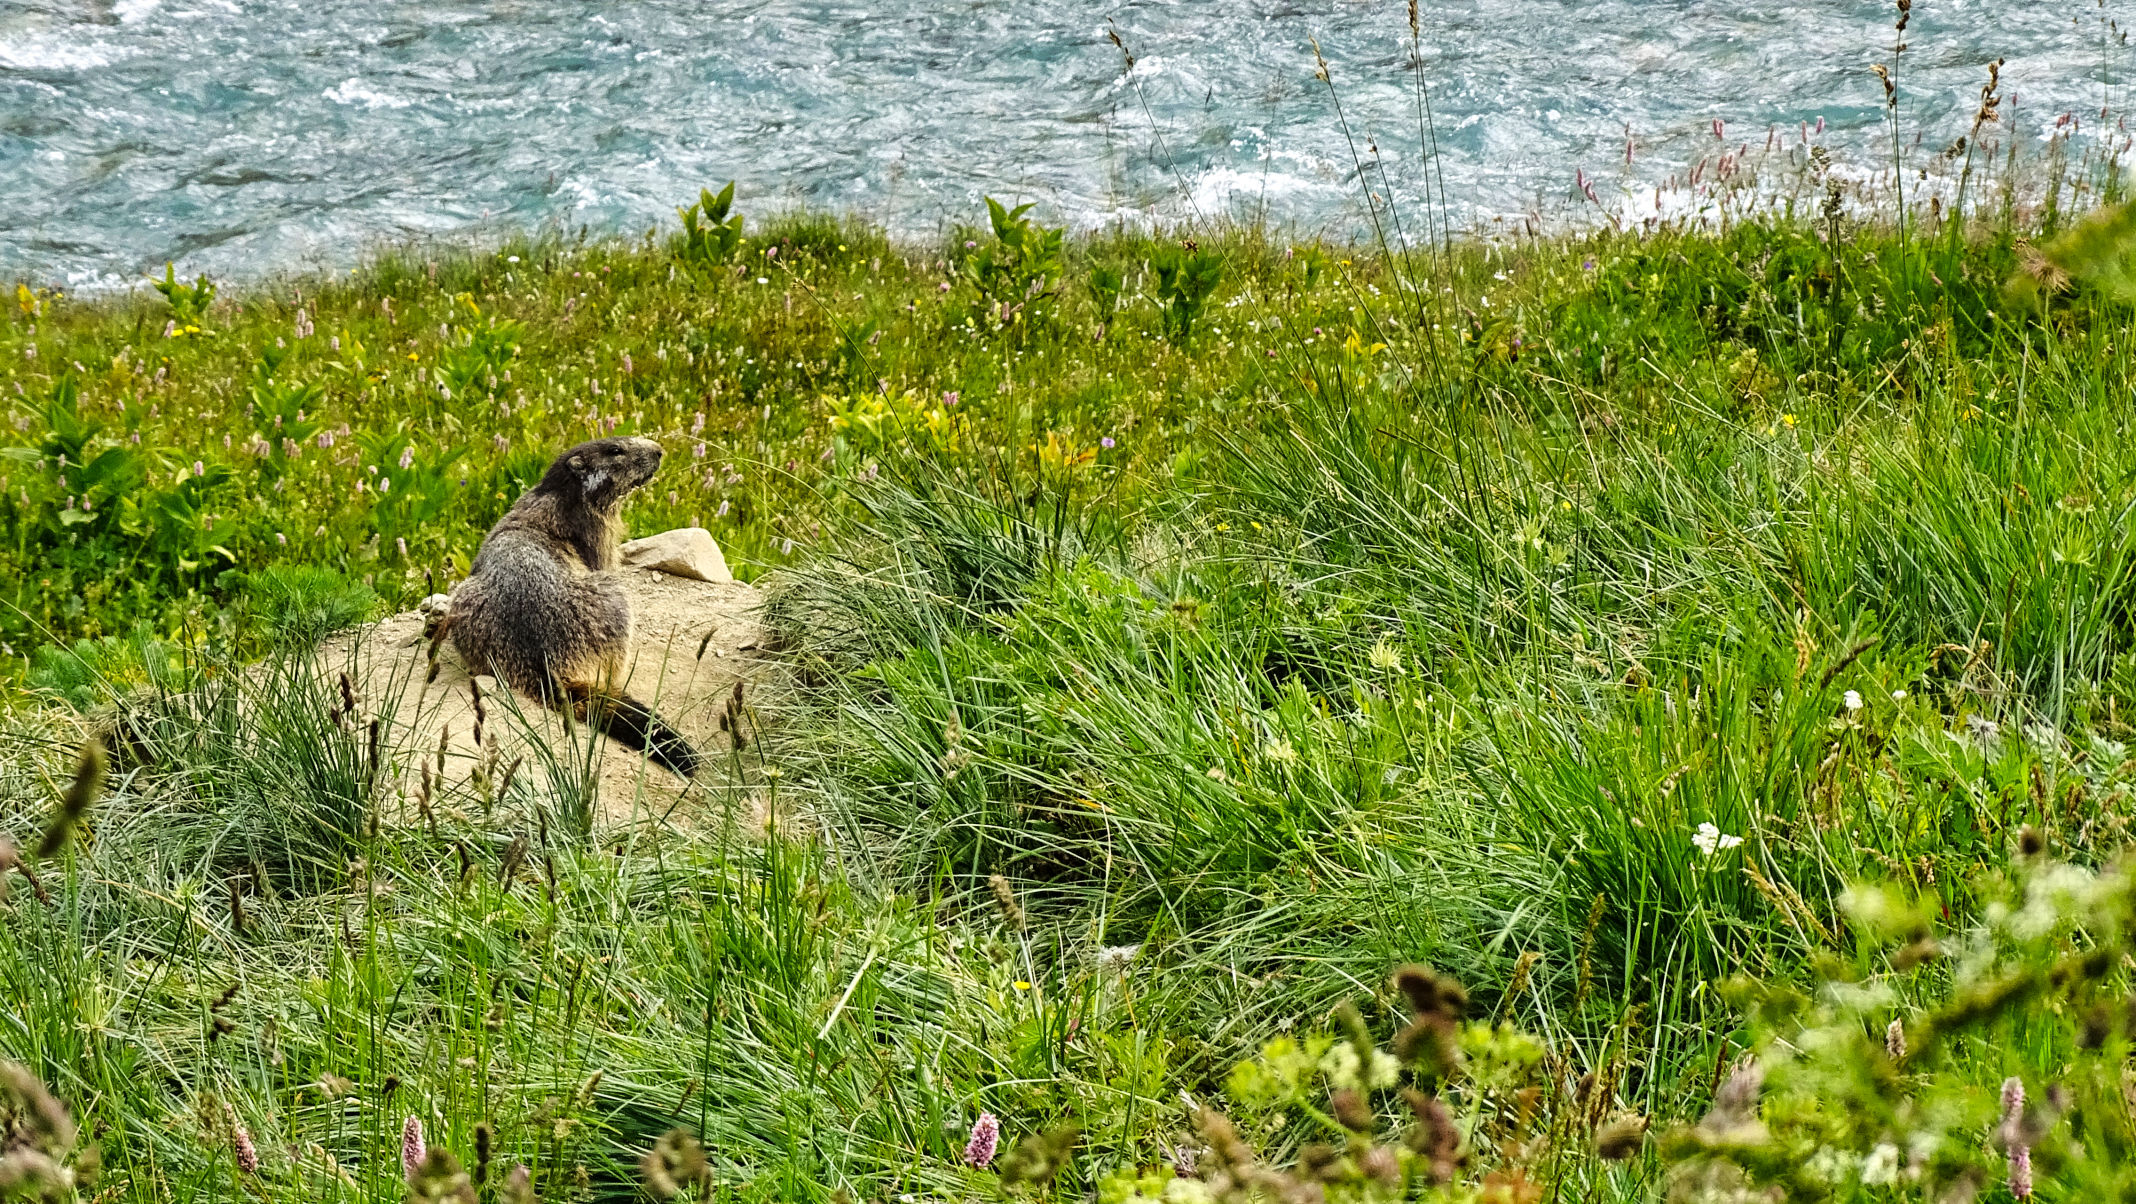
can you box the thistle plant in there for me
[2005,199,2136,308]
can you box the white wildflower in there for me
[1692,821,1744,857]
[1861,1142,1900,1186]
[1843,690,1863,711]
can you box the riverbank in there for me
[5,200,2136,1199]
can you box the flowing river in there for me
[2,0,2128,286]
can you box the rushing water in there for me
[2,0,2130,286]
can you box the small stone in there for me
[621,527,732,583]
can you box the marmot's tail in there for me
[566,685,704,778]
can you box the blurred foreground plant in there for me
[1663,834,2136,1200]
[1098,966,1591,1203]
[0,1061,92,1203]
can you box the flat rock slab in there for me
[319,565,773,832]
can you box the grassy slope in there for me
[5,203,2136,1200]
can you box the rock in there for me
[621,527,732,583]
[417,592,454,641]
[319,570,772,832]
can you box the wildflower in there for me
[1861,1142,1900,1185]
[1843,689,1864,711]
[234,1117,259,1174]
[943,390,959,406]
[1691,822,1743,856]
[503,1165,535,1204]
[1403,1089,1463,1183]
[294,308,313,339]
[1100,436,1115,449]
[402,1116,427,1183]
[1892,689,1908,701]
[399,446,415,470]
[1885,1018,1906,1060]
[1368,638,1404,673]
[964,1112,1001,1168]
[192,460,205,477]
[1263,739,1298,764]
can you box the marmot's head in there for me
[539,437,664,512]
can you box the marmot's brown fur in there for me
[448,436,702,776]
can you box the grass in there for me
[10,115,2136,1199]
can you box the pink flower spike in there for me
[402,1116,427,1183]
[963,1111,1000,1168]
[230,1108,259,1175]
[2009,1144,2034,1198]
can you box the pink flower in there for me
[233,1117,258,1174]
[402,1116,426,1183]
[2001,1076,2025,1123]
[2001,1077,2031,1198]
[2009,1145,2033,1198]
[963,1112,999,1168]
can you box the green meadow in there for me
[11,151,2136,1200]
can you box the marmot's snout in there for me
[617,436,663,491]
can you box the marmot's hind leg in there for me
[551,575,701,777]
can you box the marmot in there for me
[447,436,703,777]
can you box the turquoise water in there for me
[1,0,2128,286]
